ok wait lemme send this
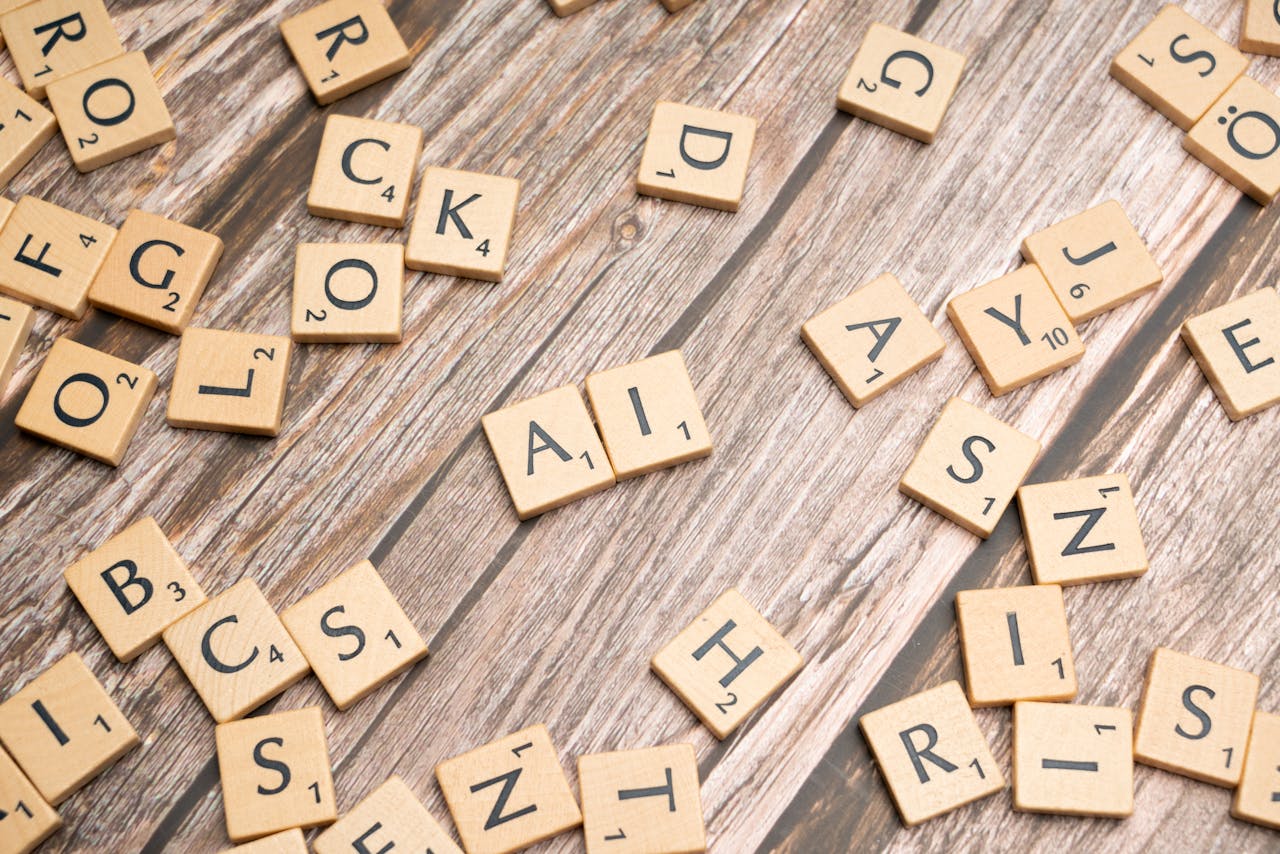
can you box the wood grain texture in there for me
[1,0,1279,851]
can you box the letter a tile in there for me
[1185,76,1280,204]
[1233,711,1280,829]
[1012,701,1133,817]
[636,101,756,211]
[955,584,1076,707]
[1182,287,1280,419]
[578,744,705,854]
[0,745,61,853]
[0,195,117,318]
[405,167,520,282]
[280,0,411,105]
[1017,473,1148,585]
[312,775,461,854]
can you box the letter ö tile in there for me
[1185,76,1280,204]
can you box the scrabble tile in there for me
[167,328,293,436]
[0,295,35,393]
[1242,0,1280,56]
[1012,701,1133,818]
[584,349,712,480]
[15,337,157,466]
[837,24,966,143]
[1186,76,1280,204]
[1017,473,1149,586]
[659,0,695,10]
[0,745,61,854]
[1020,200,1163,323]
[480,384,614,520]
[955,584,1076,707]
[162,578,310,723]
[898,397,1041,538]
[46,51,174,172]
[88,210,224,334]
[220,828,308,854]
[0,0,34,47]
[215,706,337,842]
[0,195,117,318]
[1111,5,1248,130]
[801,273,945,408]
[0,0,124,100]
[435,724,581,854]
[650,588,803,739]
[290,243,404,344]
[280,0,411,105]
[312,775,461,854]
[547,0,597,16]
[636,101,756,211]
[1233,711,1280,829]
[1181,287,1280,419]
[0,653,138,805]
[947,265,1084,396]
[1134,647,1259,786]
[0,196,13,226]
[577,744,705,854]
[307,114,423,228]
[0,79,57,186]
[63,517,207,662]
[859,681,1004,827]
[405,167,520,282]
[280,560,427,711]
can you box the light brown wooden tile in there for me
[947,265,1084,396]
[650,588,803,739]
[15,336,157,466]
[584,349,712,480]
[0,653,138,806]
[636,101,756,211]
[1181,287,1280,420]
[167,328,293,436]
[405,166,519,282]
[0,0,123,100]
[1242,0,1280,56]
[291,243,404,343]
[578,744,704,854]
[955,584,1076,707]
[312,775,461,854]
[659,0,696,10]
[306,114,422,227]
[1232,710,1280,829]
[547,0,597,16]
[0,195,13,226]
[161,578,311,723]
[0,78,57,186]
[898,397,1041,538]
[0,0,35,49]
[1134,647,1259,786]
[859,681,1004,827]
[220,828,307,854]
[1018,473,1148,586]
[1111,4,1247,130]
[0,294,35,394]
[801,272,945,407]
[480,384,614,520]
[1185,76,1280,204]
[0,744,61,854]
[0,195,117,318]
[215,706,337,843]
[1012,701,1133,818]
[280,0,410,105]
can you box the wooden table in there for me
[2,0,1278,850]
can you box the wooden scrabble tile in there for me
[577,744,704,854]
[859,681,1003,827]
[955,585,1076,707]
[1242,0,1280,56]
[0,745,61,854]
[0,0,124,100]
[1111,5,1248,130]
[0,195,117,318]
[0,0,33,48]
[0,653,138,805]
[63,517,207,662]
[161,578,310,723]
[15,337,157,466]
[280,0,411,105]
[947,265,1084,396]
[650,588,803,739]
[280,560,427,711]
[0,79,56,187]
[46,51,174,173]
[435,724,581,854]
[584,349,712,480]
[636,101,756,211]
[659,0,696,10]
[405,167,519,282]
[1012,701,1133,817]
[1181,287,1280,419]
[0,295,35,394]
[1018,473,1148,586]
[480,384,614,520]
[307,114,423,227]
[215,706,337,842]
[88,209,223,334]
[547,0,597,16]
[1134,647,1260,786]
[0,196,13,226]
[801,273,945,408]
[290,243,404,344]
[1233,711,1280,829]
[898,397,1041,538]
[312,775,461,854]
[167,328,293,436]
[220,828,308,854]
[1186,76,1280,205]
[1020,200,1163,323]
